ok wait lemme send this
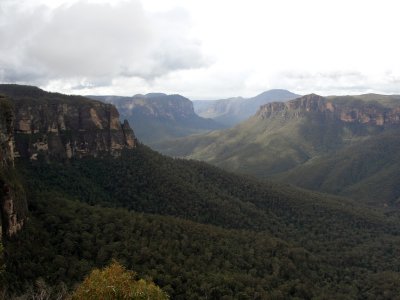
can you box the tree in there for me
[71,261,168,300]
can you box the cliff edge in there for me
[0,95,27,238]
[0,84,136,160]
[257,94,400,126]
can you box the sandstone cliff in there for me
[0,95,27,239]
[0,84,137,160]
[257,94,400,126]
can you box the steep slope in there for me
[161,93,400,207]
[277,130,400,206]
[193,89,300,126]
[90,93,223,146]
[0,95,27,239]
[0,84,136,160]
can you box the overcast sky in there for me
[1,0,399,99]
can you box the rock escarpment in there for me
[0,85,137,160]
[0,95,27,238]
[257,94,400,126]
[92,93,200,121]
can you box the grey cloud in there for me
[0,0,207,86]
[281,71,366,81]
[278,70,400,95]
[272,71,373,94]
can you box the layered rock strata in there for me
[257,94,400,126]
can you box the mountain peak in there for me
[253,89,300,100]
[144,93,167,98]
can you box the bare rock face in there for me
[0,96,27,239]
[257,94,400,126]
[2,86,137,160]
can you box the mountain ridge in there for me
[193,89,300,126]
[159,93,400,206]
[89,93,223,146]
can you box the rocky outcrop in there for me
[93,93,200,121]
[257,94,400,126]
[0,85,137,160]
[0,95,27,239]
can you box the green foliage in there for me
[5,195,325,299]
[5,145,400,298]
[0,95,14,133]
[72,261,168,300]
[0,84,102,106]
[278,130,400,206]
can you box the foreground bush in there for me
[71,261,168,300]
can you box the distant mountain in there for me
[193,89,300,126]
[90,93,223,146]
[160,93,400,207]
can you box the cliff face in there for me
[94,93,199,121]
[0,85,137,160]
[0,84,138,238]
[0,96,27,239]
[257,94,400,126]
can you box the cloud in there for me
[0,0,207,85]
[1,0,400,98]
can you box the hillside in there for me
[2,85,400,299]
[160,93,400,207]
[7,144,400,298]
[90,93,223,146]
[193,89,300,126]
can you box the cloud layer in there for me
[1,0,400,98]
[0,0,206,88]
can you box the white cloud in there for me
[1,0,400,98]
[0,0,206,86]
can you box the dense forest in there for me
[158,94,400,208]
[3,145,400,299]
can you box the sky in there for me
[1,0,400,99]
